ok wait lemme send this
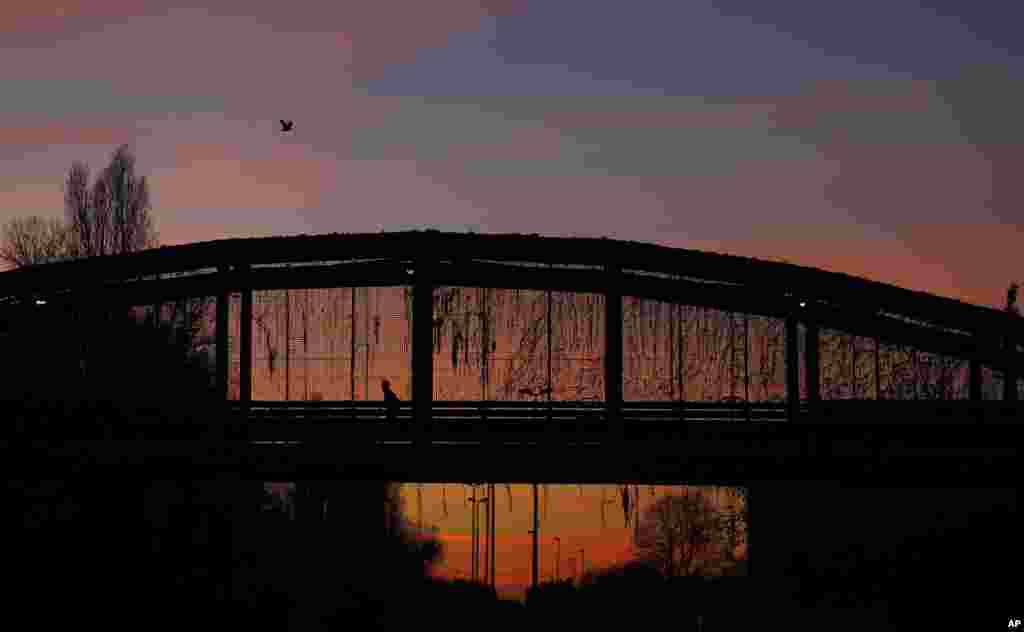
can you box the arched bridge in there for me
[3,231,1020,483]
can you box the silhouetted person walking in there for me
[382,379,400,421]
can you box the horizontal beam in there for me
[12,292,1019,372]
[22,435,1020,485]
[810,303,1024,369]
[3,231,1013,336]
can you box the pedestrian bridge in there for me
[3,230,1020,483]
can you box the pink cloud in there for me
[0,122,129,148]
[821,141,993,225]
[762,79,940,121]
[3,2,515,82]
[152,155,332,212]
[542,105,777,130]
[445,126,565,161]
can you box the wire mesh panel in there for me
[251,290,287,400]
[153,297,216,388]
[357,286,410,401]
[747,315,786,402]
[431,287,553,401]
[877,341,969,400]
[819,329,879,401]
[623,299,785,402]
[249,287,409,401]
[550,291,605,402]
[228,292,241,401]
[623,297,673,401]
[980,366,1006,401]
[192,297,217,389]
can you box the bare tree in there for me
[0,216,76,268]
[632,490,735,578]
[63,160,93,259]
[65,144,158,257]
[2,145,158,270]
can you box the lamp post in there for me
[488,482,496,591]
[479,496,490,585]
[553,536,561,582]
[578,547,585,582]
[531,483,539,591]
[468,490,478,582]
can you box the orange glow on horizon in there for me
[400,484,748,602]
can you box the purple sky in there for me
[2,1,1022,307]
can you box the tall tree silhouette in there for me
[65,144,158,257]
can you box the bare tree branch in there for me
[633,490,737,578]
[0,216,76,268]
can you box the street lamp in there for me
[531,483,539,591]
[468,491,478,582]
[553,536,561,582]
[479,496,490,584]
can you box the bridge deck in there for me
[12,399,1019,485]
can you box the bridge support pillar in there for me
[804,320,820,419]
[1005,365,1019,402]
[969,337,983,403]
[413,257,435,446]
[605,264,623,438]
[1004,326,1019,402]
[785,316,800,421]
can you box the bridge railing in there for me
[240,400,608,428]
[232,400,796,442]
[234,399,1019,441]
[236,400,791,422]
[8,398,1018,441]
[621,401,790,423]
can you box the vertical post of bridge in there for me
[805,319,820,419]
[216,265,230,402]
[785,315,800,421]
[239,264,253,410]
[605,263,624,439]
[1004,318,1019,402]
[969,331,983,403]
[412,256,434,446]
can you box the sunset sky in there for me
[8,3,1019,602]
[386,483,746,600]
[3,1,1023,308]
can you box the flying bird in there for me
[279,119,294,132]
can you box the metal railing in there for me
[231,399,1019,438]
[231,400,794,442]
[9,398,1018,442]
[235,400,792,422]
